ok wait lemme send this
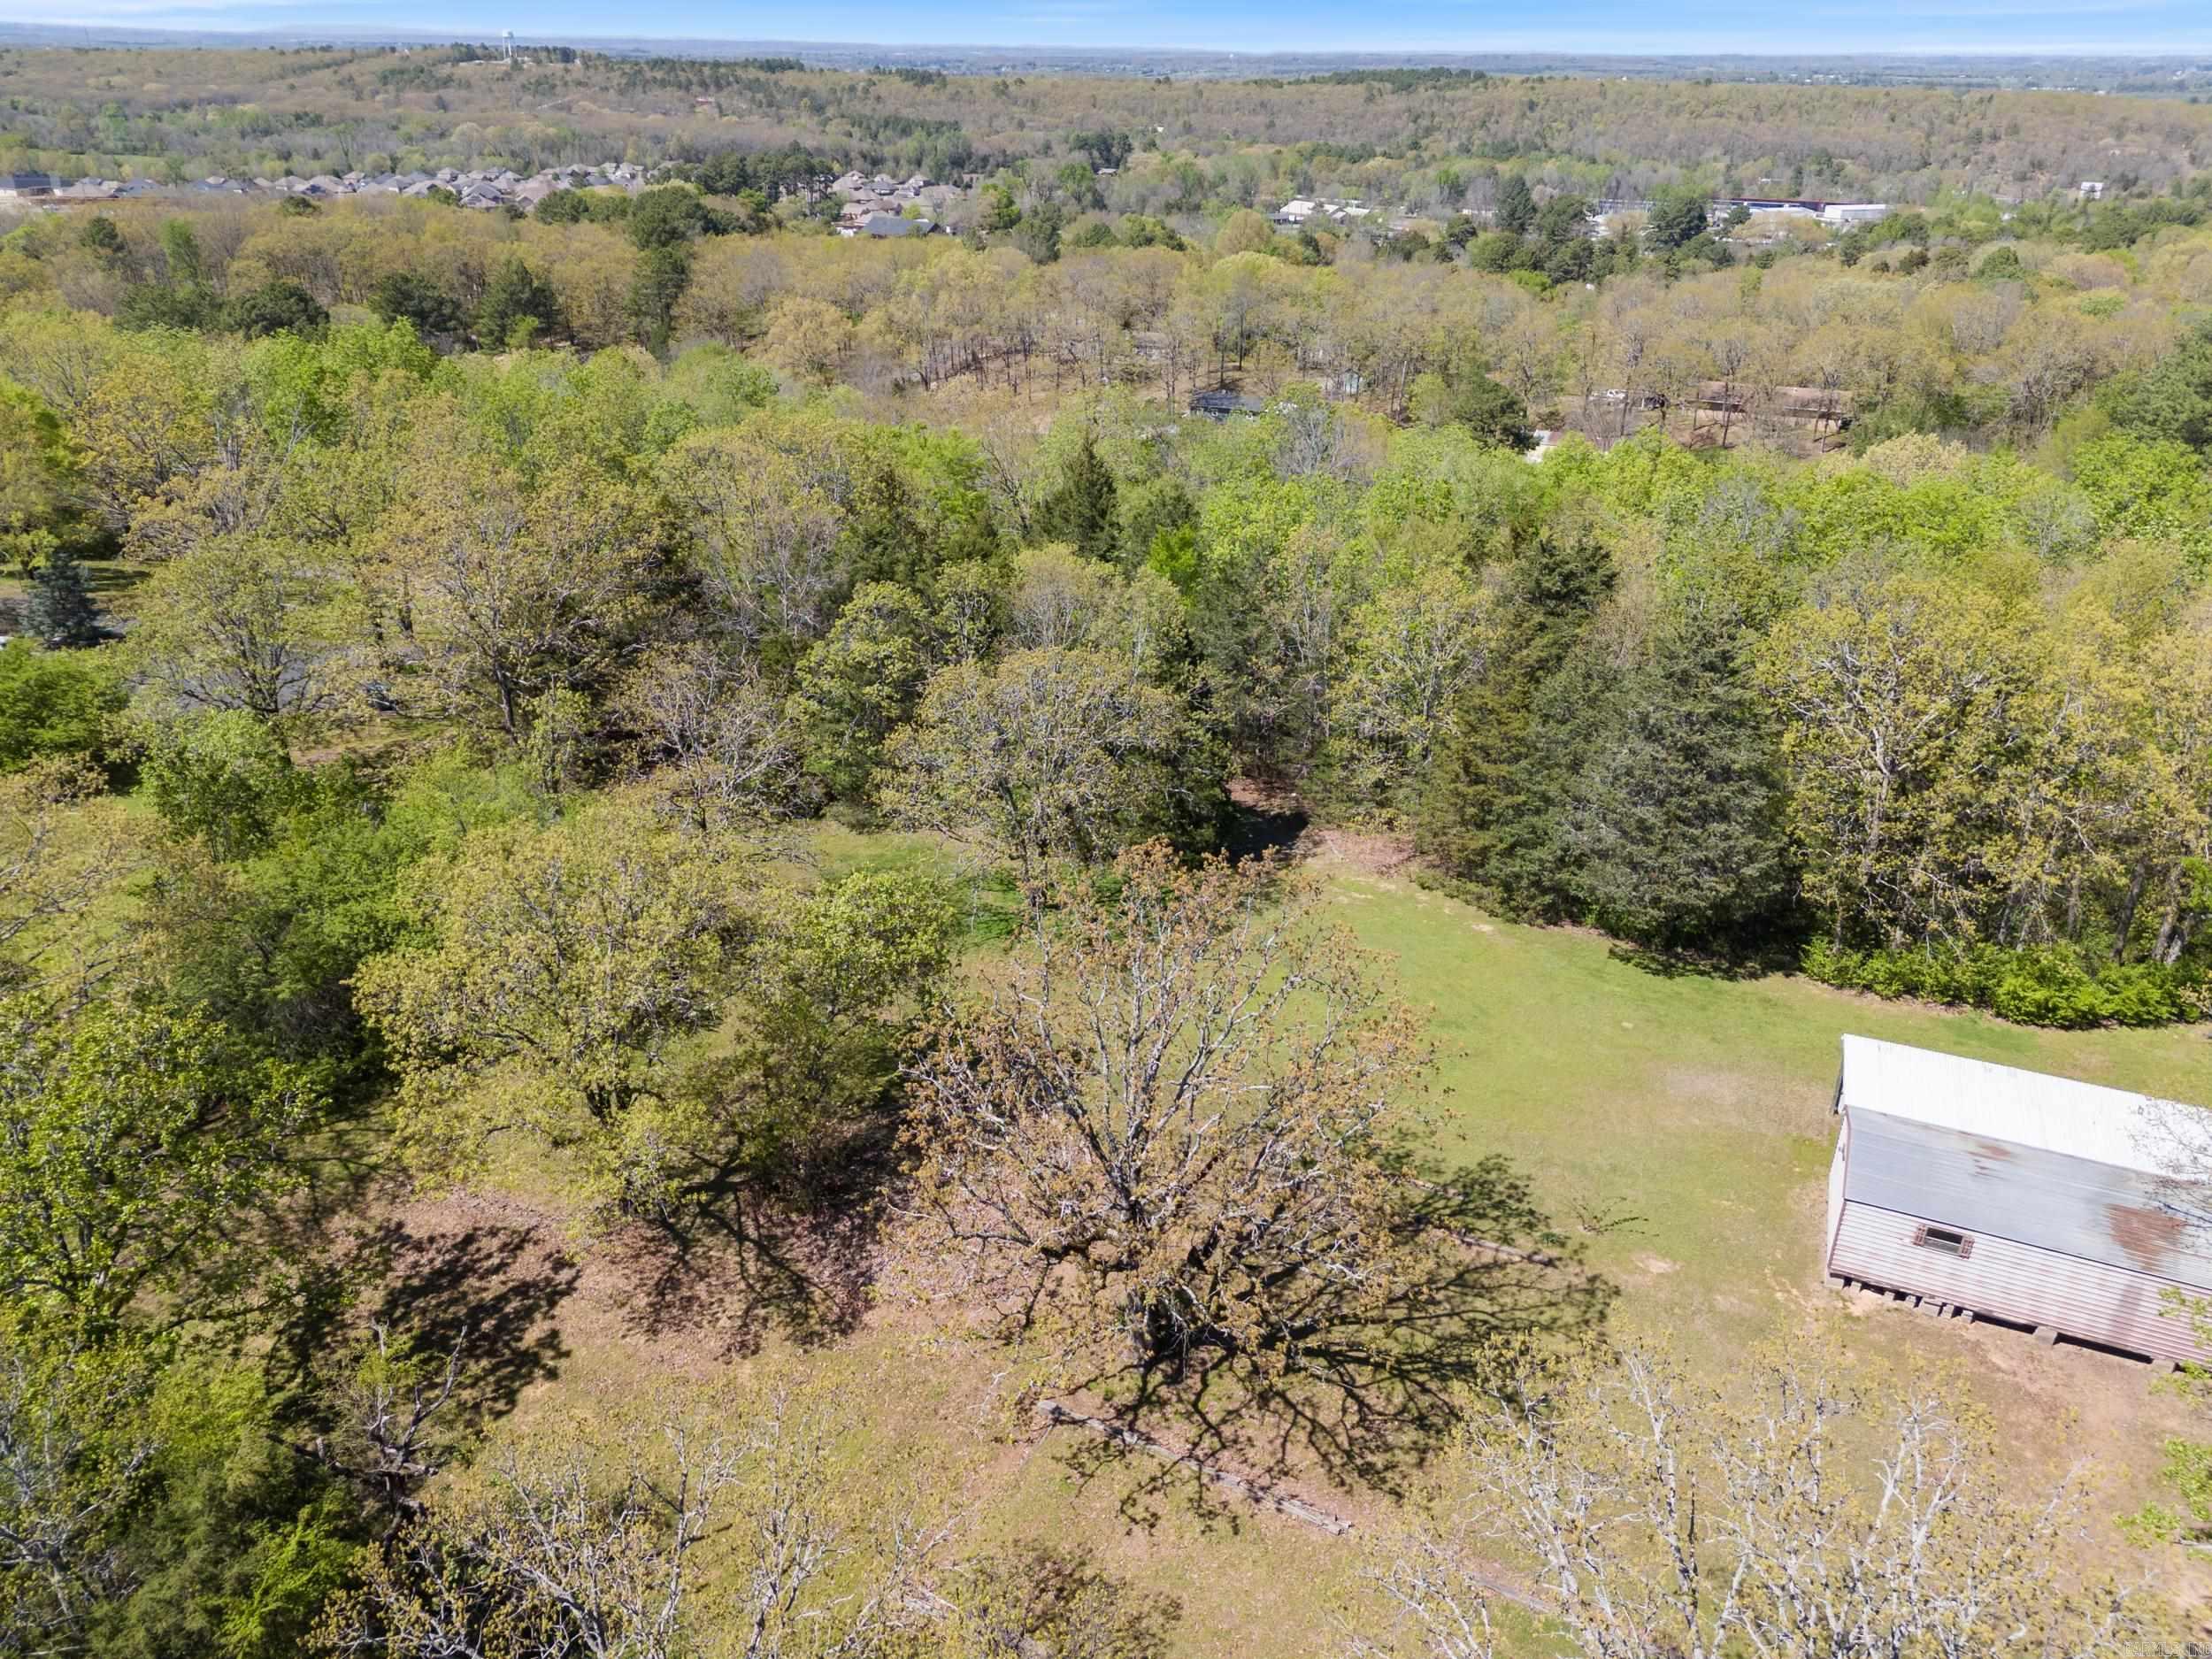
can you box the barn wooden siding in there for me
[1829,1202,2212,1363]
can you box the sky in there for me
[2,0,2209,57]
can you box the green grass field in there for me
[450,842,2212,1655]
[1334,864,2211,1328]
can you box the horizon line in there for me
[1,22,2208,60]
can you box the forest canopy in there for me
[3,42,2212,1659]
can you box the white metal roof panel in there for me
[1837,1034,2205,1178]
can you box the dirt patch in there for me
[1226,777,1301,817]
[1301,826,1417,877]
[376,1184,888,1393]
[311,1189,584,1428]
[1225,780,1417,878]
[595,1196,885,1362]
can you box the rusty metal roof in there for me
[1844,1110,2212,1285]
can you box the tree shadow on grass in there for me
[604,1187,884,1363]
[1607,937,1800,982]
[368,1219,580,1425]
[1042,1152,1615,1532]
[261,1110,398,1275]
[603,1115,902,1362]
[266,1211,579,1437]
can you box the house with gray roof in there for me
[843,211,933,237]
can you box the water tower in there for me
[503,29,514,60]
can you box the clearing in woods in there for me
[395,838,2212,1655]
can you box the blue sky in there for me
[4,0,2209,56]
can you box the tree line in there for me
[0,289,2207,1015]
[5,181,2209,463]
[9,44,2212,211]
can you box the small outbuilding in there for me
[1826,1035,2212,1364]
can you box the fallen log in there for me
[1033,1399,1355,1535]
[1400,1175,1560,1265]
[1448,1561,1550,1617]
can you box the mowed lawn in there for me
[1327,857,2212,1608]
[457,839,2212,1654]
[1328,861,2212,1322]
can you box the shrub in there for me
[1801,938,2208,1028]
[137,710,310,859]
[0,641,127,772]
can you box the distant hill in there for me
[0,22,2205,91]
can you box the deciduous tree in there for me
[124,534,350,722]
[0,762,143,1007]
[1348,1342,2157,1659]
[375,448,658,739]
[617,643,806,832]
[319,1380,936,1659]
[879,649,1204,887]
[0,998,318,1330]
[354,790,755,1181]
[896,848,1599,1471]
[1756,567,2039,949]
[0,1312,159,1653]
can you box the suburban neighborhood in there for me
[1,158,654,208]
[4,159,1903,253]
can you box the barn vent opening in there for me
[1913,1225,1972,1258]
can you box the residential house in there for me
[842,211,934,238]
[1190,390,1268,419]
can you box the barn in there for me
[1824,1035,2212,1364]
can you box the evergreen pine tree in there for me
[2109,316,2212,455]
[26,548,100,648]
[158,218,204,287]
[1418,530,1614,910]
[1647,184,1715,250]
[78,215,126,266]
[626,243,691,354]
[1555,603,1793,954]
[475,257,565,350]
[1449,377,1535,451]
[1494,173,1537,237]
[1038,432,1119,561]
[847,461,932,590]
